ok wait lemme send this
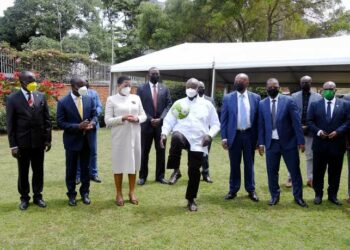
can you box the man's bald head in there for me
[19,71,36,91]
[186,78,199,89]
[323,81,336,90]
[234,73,249,93]
[300,75,312,92]
[235,73,249,82]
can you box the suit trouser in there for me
[139,127,166,180]
[348,151,350,197]
[77,130,98,179]
[266,140,303,199]
[228,130,255,194]
[65,137,90,198]
[17,147,45,202]
[166,132,203,200]
[288,135,313,180]
[313,150,344,198]
[201,142,211,178]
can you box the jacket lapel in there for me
[17,90,33,113]
[146,84,155,113]
[231,91,238,117]
[68,94,82,121]
[248,92,254,124]
[331,98,340,122]
[276,95,285,122]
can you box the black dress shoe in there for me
[33,199,47,208]
[90,176,102,183]
[268,196,280,206]
[248,191,259,202]
[224,192,237,200]
[82,194,91,205]
[137,178,146,185]
[19,201,29,210]
[187,200,198,212]
[156,178,169,184]
[76,178,81,185]
[295,198,308,208]
[314,196,322,205]
[203,176,213,183]
[168,170,182,185]
[328,197,342,206]
[68,197,77,206]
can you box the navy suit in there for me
[221,91,260,194]
[307,98,350,198]
[137,82,172,181]
[258,95,305,199]
[57,93,98,198]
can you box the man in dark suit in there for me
[137,67,172,185]
[198,81,215,183]
[6,71,52,210]
[57,77,98,206]
[258,78,307,207]
[285,76,322,188]
[307,81,350,205]
[221,73,260,202]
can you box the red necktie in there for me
[152,85,157,117]
[27,92,33,107]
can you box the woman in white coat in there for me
[104,76,147,206]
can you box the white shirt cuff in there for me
[317,130,322,136]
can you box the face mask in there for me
[186,88,198,98]
[322,89,335,100]
[78,86,88,96]
[120,86,131,96]
[150,75,159,84]
[198,88,205,96]
[301,83,311,92]
[267,88,279,98]
[235,82,245,92]
[26,82,38,92]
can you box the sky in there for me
[1,0,350,17]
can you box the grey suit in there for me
[290,90,322,181]
[200,95,215,178]
[342,94,350,197]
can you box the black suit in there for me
[137,82,172,181]
[307,98,350,198]
[6,90,51,202]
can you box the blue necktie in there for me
[239,94,247,129]
[326,101,332,122]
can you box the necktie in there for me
[152,85,158,117]
[78,96,83,119]
[239,94,247,129]
[27,92,33,107]
[271,99,276,130]
[326,101,332,121]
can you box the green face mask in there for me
[26,82,38,92]
[322,89,335,100]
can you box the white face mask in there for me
[78,86,88,96]
[120,86,131,96]
[186,88,198,98]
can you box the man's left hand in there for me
[202,135,212,147]
[328,131,337,139]
[45,142,51,152]
[298,144,305,153]
[151,118,161,127]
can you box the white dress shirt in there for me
[270,95,279,140]
[161,97,220,155]
[71,92,83,111]
[237,90,251,129]
[21,88,33,102]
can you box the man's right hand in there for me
[319,130,328,139]
[160,135,167,149]
[258,145,265,156]
[11,148,20,158]
[222,140,228,150]
[79,120,90,130]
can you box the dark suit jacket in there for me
[137,82,172,133]
[221,91,261,148]
[307,98,350,154]
[56,93,98,151]
[258,95,305,150]
[6,90,51,149]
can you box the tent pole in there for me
[211,63,216,98]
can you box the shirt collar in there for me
[237,90,248,98]
[149,81,158,88]
[269,94,279,102]
[71,92,80,100]
[324,97,335,103]
[21,88,30,95]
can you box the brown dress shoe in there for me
[285,178,292,188]
[307,179,313,188]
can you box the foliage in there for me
[0,106,6,133]
[165,81,186,103]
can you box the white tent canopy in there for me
[111,36,350,95]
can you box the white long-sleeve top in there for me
[161,96,220,154]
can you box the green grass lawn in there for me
[1,129,350,249]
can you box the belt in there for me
[236,128,251,132]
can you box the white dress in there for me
[104,93,147,174]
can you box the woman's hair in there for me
[117,76,131,85]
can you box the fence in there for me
[0,51,111,85]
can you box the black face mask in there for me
[235,83,245,92]
[267,88,279,98]
[150,75,159,84]
[301,83,311,92]
[198,88,205,96]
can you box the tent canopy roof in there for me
[111,36,350,85]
